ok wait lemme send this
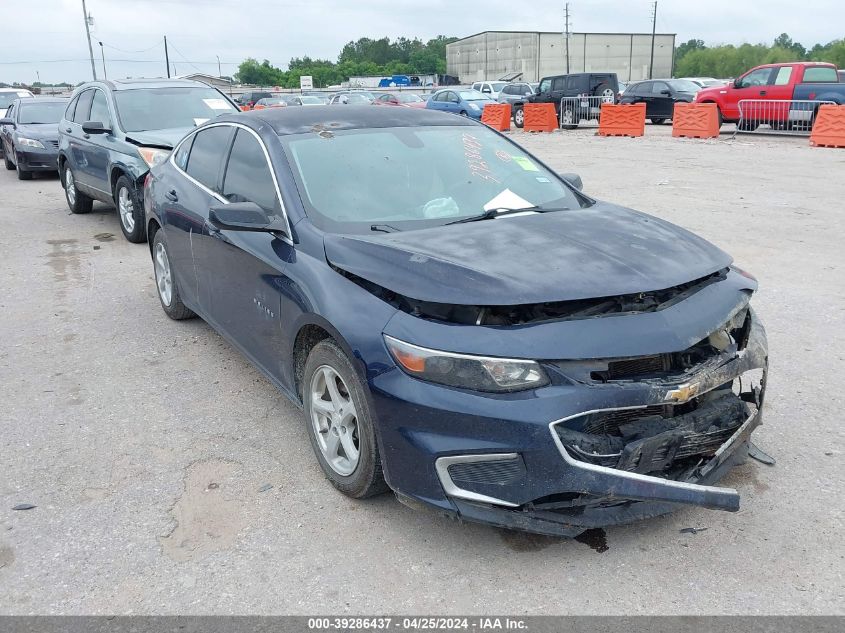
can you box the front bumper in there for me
[371,311,768,536]
[15,145,60,172]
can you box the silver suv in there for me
[497,82,537,125]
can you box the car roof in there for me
[217,105,475,136]
[18,96,69,103]
[75,78,212,91]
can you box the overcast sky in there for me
[2,0,843,84]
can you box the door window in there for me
[222,129,279,214]
[773,67,793,85]
[538,78,551,93]
[73,90,94,123]
[552,77,565,92]
[739,68,773,88]
[185,125,233,192]
[89,90,112,126]
[173,135,193,171]
[652,81,670,94]
[65,94,80,121]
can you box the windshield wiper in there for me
[370,224,402,233]
[445,206,567,226]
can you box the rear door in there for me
[204,126,293,380]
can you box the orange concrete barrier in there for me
[240,105,250,112]
[481,103,511,131]
[810,104,845,148]
[672,102,720,139]
[523,103,558,132]
[598,103,646,137]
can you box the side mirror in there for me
[0,117,14,127]
[732,79,742,89]
[82,121,110,135]
[560,172,583,191]
[209,202,287,236]
[660,89,672,96]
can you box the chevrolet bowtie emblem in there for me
[666,382,700,403]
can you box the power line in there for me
[101,40,163,54]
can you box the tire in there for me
[560,107,579,129]
[513,106,524,128]
[62,164,93,214]
[650,118,667,125]
[114,175,147,243]
[459,110,468,117]
[4,154,14,170]
[716,107,724,128]
[595,83,616,103]
[16,162,32,180]
[737,119,758,132]
[151,230,195,320]
[302,339,388,499]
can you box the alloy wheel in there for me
[562,109,575,125]
[65,169,76,205]
[515,109,524,126]
[309,365,360,476]
[118,186,135,233]
[154,242,173,306]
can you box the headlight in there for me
[384,335,549,393]
[17,137,45,149]
[138,146,171,168]
[468,103,480,111]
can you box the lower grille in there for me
[447,457,524,486]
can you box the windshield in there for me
[282,125,586,234]
[300,96,322,104]
[113,87,237,132]
[667,80,702,93]
[459,90,492,101]
[490,82,506,92]
[397,93,423,103]
[18,101,66,124]
[0,92,32,109]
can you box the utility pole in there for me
[649,1,658,79]
[564,2,571,74]
[164,36,171,78]
[81,0,97,80]
[99,42,107,80]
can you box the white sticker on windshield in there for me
[483,189,535,212]
[203,98,232,110]
[193,118,209,126]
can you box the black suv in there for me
[58,78,238,242]
[513,72,619,128]
[235,91,273,109]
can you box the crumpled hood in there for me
[15,123,59,142]
[324,202,733,306]
[125,127,193,149]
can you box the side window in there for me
[773,67,793,85]
[222,129,279,214]
[5,103,14,121]
[803,66,838,82]
[653,81,670,94]
[89,90,111,126]
[185,125,233,192]
[73,90,94,124]
[639,82,654,94]
[65,94,80,121]
[446,92,457,103]
[471,83,480,91]
[739,68,773,88]
[539,78,551,93]
[552,77,565,92]
[173,135,194,171]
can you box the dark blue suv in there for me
[58,78,238,242]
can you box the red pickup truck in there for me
[695,62,845,128]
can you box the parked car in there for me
[682,77,726,88]
[253,97,288,109]
[303,92,330,104]
[695,62,845,128]
[617,81,628,100]
[425,89,494,120]
[234,90,273,110]
[0,97,67,180]
[58,78,239,243]
[0,88,34,119]
[497,82,536,124]
[372,92,426,108]
[144,106,769,537]
[329,92,372,105]
[512,72,620,128]
[620,79,700,124]
[471,81,507,100]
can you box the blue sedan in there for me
[144,106,768,537]
[425,88,495,119]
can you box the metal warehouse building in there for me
[447,31,676,83]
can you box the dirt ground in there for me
[0,125,843,615]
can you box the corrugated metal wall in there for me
[447,32,676,83]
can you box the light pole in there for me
[216,55,222,79]
[99,41,107,80]
[81,0,97,80]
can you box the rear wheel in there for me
[63,165,93,214]
[650,118,667,125]
[513,106,524,128]
[737,119,758,132]
[561,106,579,129]
[152,231,195,320]
[303,339,388,499]
[114,175,147,243]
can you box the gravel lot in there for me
[0,125,843,615]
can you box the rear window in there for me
[803,67,838,83]
[113,87,238,132]
[185,125,233,191]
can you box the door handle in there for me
[65,127,72,133]
[759,90,767,96]
[164,189,178,202]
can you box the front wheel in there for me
[561,107,579,129]
[114,175,147,243]
[152,231,195,320]
[16,162,32,180]
[303,339,388,499]
[513,106,524,128]
[650,118,667,125]
[63,165,93,214]
[4,154,14,170]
